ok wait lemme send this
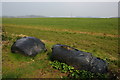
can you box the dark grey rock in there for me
[90,57,108,73]
[11,37,47,57]
[51,44,108,73]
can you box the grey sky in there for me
[2,2,118,17]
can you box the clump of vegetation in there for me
[2,29,28,42]
[50,61,74,73]
[2,31,12,41]
[50,60,108,79]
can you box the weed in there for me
[50,60,109,79]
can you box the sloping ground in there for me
[2,33,67,78]
[2,18,118,35]
[3,24,120,38]
[2,30,119,78]
[2,18,120,79]
[3,24,119,61]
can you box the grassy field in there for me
[2,18,119,78]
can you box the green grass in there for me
[3,18,118,35]
[2,18,119,78]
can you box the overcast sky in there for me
[2,2,118,17]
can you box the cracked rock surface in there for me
[51,44,108,73]
[11,37,47,57]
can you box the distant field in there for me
[3,18,118,35]
[2,18,119,78]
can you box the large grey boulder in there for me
[11,37,47,57]
[51,44,108,73]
